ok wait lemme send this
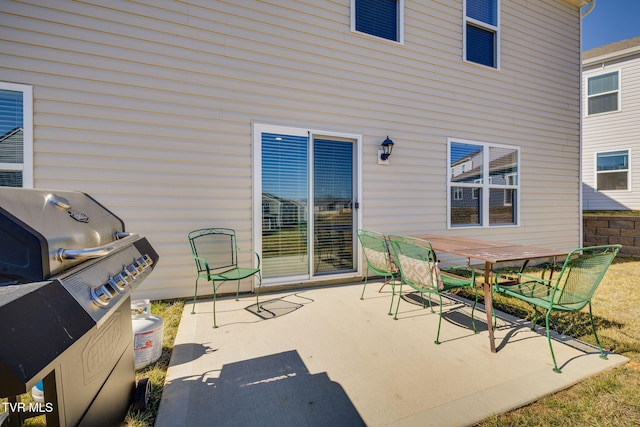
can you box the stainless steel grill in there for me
[0,188,159,427]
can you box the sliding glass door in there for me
[256,125,360,284]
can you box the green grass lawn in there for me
[475,256,640,426]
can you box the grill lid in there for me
[0,188,125,282]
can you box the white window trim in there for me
[447,137,519,228]
[586,69,621,117]
[0,82,33,188]
[594,149,630,192]
[252,123,363,287]
[463,0,500,70]
[350,0,405,45]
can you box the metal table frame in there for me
[413,234,567,352]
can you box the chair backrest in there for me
[551,244,620,308]
[357,229,393,274]
[388,235,441,290]
[188,228,238,274]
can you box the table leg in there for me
[483,262,496,353]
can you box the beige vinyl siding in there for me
[0,0,583,299]
[582,48,640,210]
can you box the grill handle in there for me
[56,233,139,261]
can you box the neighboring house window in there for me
[0,82,33,188]
[596,150,628,191]
[352,0,403,43]
[448,139,519,227]
[587,71,619,115]
[453,187,463,200]
[464,0,499,68]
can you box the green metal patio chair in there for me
[356,229,397,315]
[188,228,262,328]
[494,244,620,373]
[388,235,478,345]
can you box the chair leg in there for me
[377,278,388,293]
[387,275,395,316]
[545,310,561,373]
[492,287,498,331]
[191,277,199,314]
[393,283,403,320]
[435,294,444,345]
[471,287,478,334]
[212,281,218,329]
[492,297,497,330]
[360,268,369,300]
[235,280,240,301]
[256,273,262,313]
[589,302,608,360]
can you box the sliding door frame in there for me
[253,123,363,287]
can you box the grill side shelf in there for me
[0,279,95,397]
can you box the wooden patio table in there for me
[412,234,567,353]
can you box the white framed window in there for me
[448,138,519,227]
[351,0,404,43]
[596,150,629,191]
[587,71,620,115]
[464,0,499,69]
[0,82,33,188]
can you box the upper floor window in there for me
[464,0,499,68]
[587,71,619,115]
[448,139,519,227]
[0,82,32,188]
[596,150,628,191]
[352,0,403,43]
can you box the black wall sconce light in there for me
[378,136,394,164]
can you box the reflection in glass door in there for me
[261,132,309,279]
[259,128,357,282]
[313,137,354,274]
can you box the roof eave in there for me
[584,45,640,66]
[564,0,591,6]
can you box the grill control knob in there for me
[125,265,139,280]
[119,272,133,286]
[108,276,127,293]
[91,285,115,307]
[141,255,153,266]
[130,262,144,274]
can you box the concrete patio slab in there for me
[155,282,628,427]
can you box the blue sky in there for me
[582,0,640,51]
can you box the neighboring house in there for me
[582,36,640,210]
[262,192,307,231]
[0,0,590,300]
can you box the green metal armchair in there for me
[388,235,478,345]
[494,244,620,373]
[356,229,397,315]
[188,228,262,328]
